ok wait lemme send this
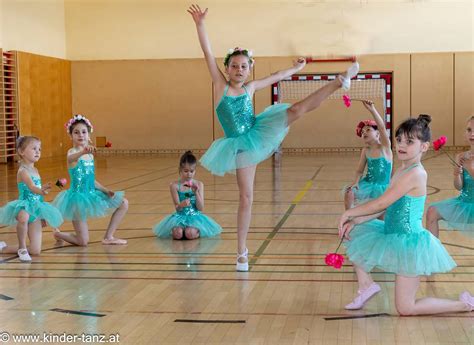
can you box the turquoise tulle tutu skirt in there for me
[354,181,389,204]
[431,197,474,235]
[344,219,456,276]
[343,181,389,204]
[200,104,290,176]
[153,212,222,238]
[53,190,124,221]
[0,200,63,227]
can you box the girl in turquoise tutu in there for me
[338,115,474,314]
[0,136,63,262]
[153,151,222,240]
[188,4,359,271]
[426,116,474,238]
[344,100,392,209]
[53,114,128,246]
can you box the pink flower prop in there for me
[325,253,345,269]
[324,238,345,269]
[431,136,458,166]
[433,136,447,151]
[55,178,67,189]
[343,95,351,108]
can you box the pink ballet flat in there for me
[345,282,381,310]
[459,291,474,311]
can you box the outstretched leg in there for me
[287,63,359,125]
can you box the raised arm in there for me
[362,100,391,149]
[453,153,465,191]
[188,5,226,88]
[67,146,95,166]
[246,58,306,93]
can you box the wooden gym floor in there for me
[0,152,473,344]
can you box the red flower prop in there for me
[433,136,447,151]
[325,253,345,269]
[55,178,67,189]
[343,95,351,108]
[432,136,457,166]
[105,141,112,148]
[324,238,345,269]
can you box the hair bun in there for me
[417,114,432,125]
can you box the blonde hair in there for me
[16,135,41,162]
[16,136,40,155]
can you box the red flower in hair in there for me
[356,120,377,137]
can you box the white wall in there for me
[2,0,66,58]
[65,0,473,60]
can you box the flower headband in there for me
[356,119,377,137]
[65,114,94,134]
[224,47,254,67]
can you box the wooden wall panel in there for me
[254,54,410,148]
[411,53,454,145]
[71,59,213,150]
[18,52,71,158]
[69,52,470,152]
[454,52,474,146]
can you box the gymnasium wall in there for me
[18,52,72,157]
[4,1,473,155]
[2,0,66,59]
[70,52,474,151]
[0,1,3,48]
[64,0,473,60]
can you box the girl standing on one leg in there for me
[188,4,359,271]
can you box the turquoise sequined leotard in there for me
[354,153,392,204]
[200,84,290,176]
[344,164,456,276]
[153,180,222,238]
[53,157,124,221]
[0,174,63,227]
[430,168,474,235]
